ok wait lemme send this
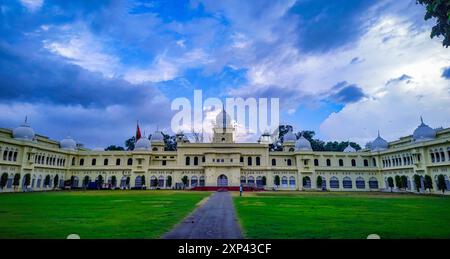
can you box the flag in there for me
[136,121,141,140]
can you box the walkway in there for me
[162,192,243,239]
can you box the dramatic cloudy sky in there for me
[0,0,449,148]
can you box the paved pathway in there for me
[162,192,244,239]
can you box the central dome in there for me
[215,109,232,127]
[150,130,164,143]
[13,121,35,141]
[413,117,436,142]
[283,129,297,143]
[60,136,77,150]
[135,137,151,150]
[371,131,388,151]
[295,135,312,151]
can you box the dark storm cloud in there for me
[328,81,366,104]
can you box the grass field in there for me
[233,191,450,239]
[0,190,210,239]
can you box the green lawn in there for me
[0,190,210,239]
[234,192,450,239]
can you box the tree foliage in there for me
[0,173,8,189]
[417,0,450,47]
[53,174,59,189]
[424,175,433,191]
[274,175,280,186]
[316,176,323,188]
[387,177,394,192]
[13,173,20,187]
[437,174,446,194]
[166,176,172,187]
[413,174,422,192]
[105,145,125,151]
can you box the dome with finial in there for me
[134,136,151,150]
[150,130,164,143]
[295,134,312,151]
[13,117,35,141]
[60,136,77,150]
[413,116,436,142]
[215,107,232,128]
[343,144,356,152]
[283,129,296,143]
[371,131,388,151]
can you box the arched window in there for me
[186,156,190,166]
[430,152,435,163]
[72,157,76,166]
[202,156,205,163]
[194,156,198,165]
[13,152,17,161]
[104,158,108,166]
[8,151,13,161]
[356,177,365,189]
[191,176,198,187]
[369,177,379,189]
[330,176,339,189]
[436,152,441,162]
[326,159,331,166]
[79,158,84,166]
[343,177,352,189]
[351,159,356,167]
[135,176,142,188]
[363,159,368,167]
[314,159,319,166]
[116,158,120,165]
[281,176,288,187]
[91,158,96,166]
[248,176,255,185]
[372,158,376,167]
[289,176,296,187]
[240,176,246,184]
[302,176,311,188]
[127,158,133,165]
[287,159,292,166]
[272,159,276,166]
[256,157,261,166]
[247,157,252,166]
[339,159,344,167]
[199,176,205,187]
[440,150,445,162]
[256,176,263,186]
[2,150,7,160]
[240,157,244,163]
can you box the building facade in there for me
[1,112,449,194]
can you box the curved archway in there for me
[217,174,228,187]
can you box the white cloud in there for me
[20,0,43,12]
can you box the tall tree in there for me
[424,175,433,192]
[13,173,20,190]
[0,173,8,189]
[125,136,136,151]
[105,145,125,151]
[395,175,402,189]
[387,177,394,192]
[53,174,59,189]
[274,175,280,187]
[413,174,422,192]
[437,174,447,194]
[166,176,172,188]
[316,176,323,189]
[417,0,450,47]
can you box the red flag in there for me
[136,121,141,140]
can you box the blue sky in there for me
[0,0,449,148]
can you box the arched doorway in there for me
[217,174,228,187]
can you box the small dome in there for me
[343,144,356,152]
[60,136,77,150]
[215,108,232,127]
[150,131,164,143]
[371,131,388,151]
[295,135,312,151]
[283,129,296,143]
[134,137,151,150]
[413,117,436,142]
[13,121,35,141]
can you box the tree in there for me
[166,176,172,188]
[395,175,402,190]
[13,173,20,190]
[413,174,422,192]
[0,173,8,189]
[141,175,146,188]
[105,145,125,151]
[97,175,104,189]
[44,175,51,188]
[83,175,89,189]
[70,176,75,187]
[261,176,267,186]
[111,175,117,188]
[437,174,447,194]
[387,177,394,192]
[23,173,31,190]
[125,136,136,151]
[181,176,189,188]
[417,0,450,47]
[400,175,408,190]
[126,177,130,188]
[53,174,59,189]
[424,175,433,192]
[316,176,323,189]
[274,175,280,187]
